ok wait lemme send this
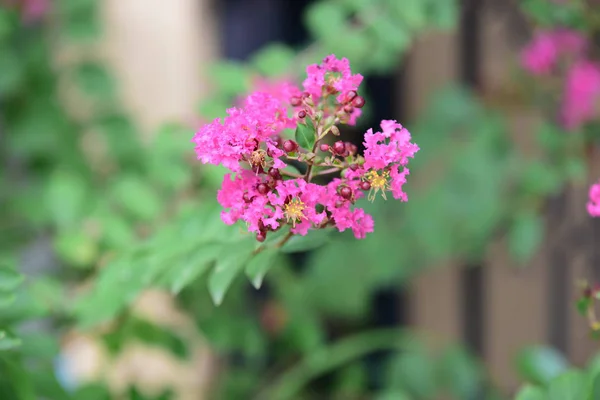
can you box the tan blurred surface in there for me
[102,0,217,137]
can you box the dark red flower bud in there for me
[350,163,359,171]
[340,187,352,200]
[290,96,302,107]
[298,110,307,119]
[283,140,298,153]
[346,90,357,101]
[360,181,371,191]
[256,232,266,242]
[268,167,281,179]
[242,192,254,203]
[320,143,330,152]
[343,104,354,114]
[351,95,365,108]
[333,141,345,154]
[349,144,358,155]
[257,183,270,195]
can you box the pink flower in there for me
[363,120,419,171]
[267,179,327,235]
[303,55,363,102]
[192,92,289,171]
[561,60,600,131]
[587,180,600,217]
[520,29,587,75]
[390,168,409,201]
[218,172,283,233]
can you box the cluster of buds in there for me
[192,55,419,243]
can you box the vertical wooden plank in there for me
[406,31,462,345]
[102,0,218,136]
[479,1,551,392]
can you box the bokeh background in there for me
[1,0,600,399]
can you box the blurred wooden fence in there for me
[101,0,600,395]
[407,0,600,393]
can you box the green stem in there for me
[255,328,413,400]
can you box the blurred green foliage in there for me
[1,0,599,399]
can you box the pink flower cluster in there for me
[521,29,600,131]
[3,0,49,22]
[193,55,418,241]
[588,181,600,217]
[520,30,587,75]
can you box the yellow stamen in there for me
[365,170,390,202]
[249,149,266,170]
[283,198,306,226]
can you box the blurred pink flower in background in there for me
[2,0,49,22]
[22,0,49,22]
[587,181,600,217]
[520,29,587,75]
[561,60,600,131]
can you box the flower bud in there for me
[242,192,254,203]
[256,232,266,242]
[351,95,365,108]
[343,104,354,114]
[333,141,345,154]
[360,181,371,191]
[268,167,281,180]
[340,186,352,200]
[283,140,298,153]
[346,90,357,101]
[290,96,302,107]
[320,144,330,152]
[298,110,307,119]
[330,126,340,136]
[257,183,270,195]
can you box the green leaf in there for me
[110,175,162,221]
[369,17,411,52]
[167,245,222,294]
[295,118,316,151]
[280,229,333,253]
[54,231,98,268]
[0,291,16,308]
[589,373,600,400]
[508,211,544,264]
[60,0,100,40]
[44,169,87,229]
[305,1,347,39]
[250,44,296,77]
[515,385,546,400]
[245,247,279,289]
[0,331,21,351]
[386,350,436,398]
[209,62,250,95]
[0,47,23,96]
[547,370,586,400]
[0,267,23,291]
[516,346,569,386]
[208,240,255,305]
[521,161,563,196]
[577,297,592,316]
[74,62,115,102]
[438,346,483,399]
[375,392,411,400]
